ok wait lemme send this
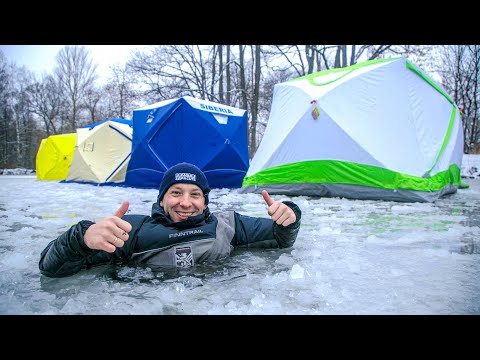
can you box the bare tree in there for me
[128,45,218,102]
[437,45,480,153]
[226,45,232,105]
[248,45,262,158]
[333,45,346,68]
[82,86,103,124]
[264,45,432,76]
[12,69,38,168]
[26,74,65,136]
[263,45,336,76]
[0,60,39,169]
[54,45,98,131]
[98,63,141,120]
[214,45,221,102]
[215,45,235,106]
[238,45,248,111]
[0,51,11,168]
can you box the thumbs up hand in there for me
[83,200,133,253]
[262,190,296,227]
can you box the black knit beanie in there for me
[158,162,210,204]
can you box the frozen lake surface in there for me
[0,171,479,314]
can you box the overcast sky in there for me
[0,45,150,84]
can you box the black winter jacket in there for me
[39,201,301,278]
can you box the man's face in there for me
[160,183,207,222]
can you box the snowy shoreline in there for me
[3,154,480,178]
[461,154,480,178]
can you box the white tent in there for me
[66,118,133,184]
[240,57,465,202]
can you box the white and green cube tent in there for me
[240,57,464,202]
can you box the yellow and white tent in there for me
[36,133,77,180]
[66,118,133,184]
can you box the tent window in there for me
[146,111,155,124]
[83,142,94,152]
[213,113,228,125]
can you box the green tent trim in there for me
[291,57,403,87]
[405,61,454,105]
[405,60,457,176]
[242,160,461,193]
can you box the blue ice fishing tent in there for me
[125,96,249,189]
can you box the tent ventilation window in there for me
[83,142,94,152]
[213,114,228,125]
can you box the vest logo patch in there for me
[175,246,194,268]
